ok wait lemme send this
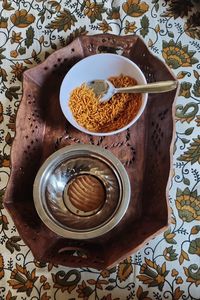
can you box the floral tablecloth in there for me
[0,0,200,299]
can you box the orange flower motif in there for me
[155,274,165,285]
[98,20,112,33]
[100,269,110,278]
[137,259,169,291]
[0,17,8,28]
[7,109,17,132]
[173,287,184,300]
[10,50,18,58]
[175,188,200,222]
[40,275,47,283]
[122,0,149,17]
[76,280,93,299]
[41,292,51,300]
[136,286,152,300]
[8,264,38,297]
[171,269,179,277]
[0,154,10,167]
[176,276,183,284]
[43,282,51,290]
[6,290,16,300]
[107,7,120,20]
[162,40,198,69]
[10,9,35,28]
[124,20,137,34]
[84,1,97,17]
[11,62,27,81]
[84,1,105,23]
[11,31,22,44]
[47,262,58,271]
[184,264,200,287]
[179,82,192,98]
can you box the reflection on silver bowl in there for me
[33,144,131,239]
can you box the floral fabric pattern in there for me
[0,0,200,299]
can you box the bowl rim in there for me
[59,53,148,136]
[33,144,131,239]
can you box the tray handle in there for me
[57,246,89,257]
[82,34,138,55]
[43,243,105,269]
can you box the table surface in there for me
[0,0,200,299]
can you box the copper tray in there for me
[4,34,178,270]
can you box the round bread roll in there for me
[68,175,105,212]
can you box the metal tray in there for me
[4,34,178,270]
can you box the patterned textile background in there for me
[0,0,200,299]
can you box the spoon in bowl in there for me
[87,80,178,103]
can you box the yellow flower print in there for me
[83,0,105,23]
[171,269,179,277]
[11,62,27,81]
[40,275,47,283]
[173,287,184,300]
[10,9,35,28]
[163,246,178,261]
[43,282,50,290]
[184,264,200,287]
[136,286,152,300]
[0,17,8,28]
[124,20,137,34]
[84,1,96,17]
[76,280,93,299]
[11,31,22,44]
[40,292,51,300]
[100,269,110,278]
[7,109,17,132]
[7,264,38,297]
[155,274,165,285]
[179,82,192,98]
[98,20,112,33]
[137,259,169,291]
[178,136,200,164]
[0,154,10,167]
[107,7,120,20]
[162,40,198,69]
[175,188,200,222]
[176,276,183,284]
[10,50,18,58]
[122,0,149,17]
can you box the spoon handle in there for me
[116,80,178,94]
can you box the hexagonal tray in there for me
[4,34,178,270]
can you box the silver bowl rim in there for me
[33,144,131,239]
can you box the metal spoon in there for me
[87,79,178,103]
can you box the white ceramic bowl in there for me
[60,53,147,136]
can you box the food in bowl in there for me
[59,53,147,136]
[67,174,106,212]
[33,144,131,239]
[69,74,142,133]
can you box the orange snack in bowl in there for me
[69,74,142,133]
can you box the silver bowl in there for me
[33,144,131,239]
